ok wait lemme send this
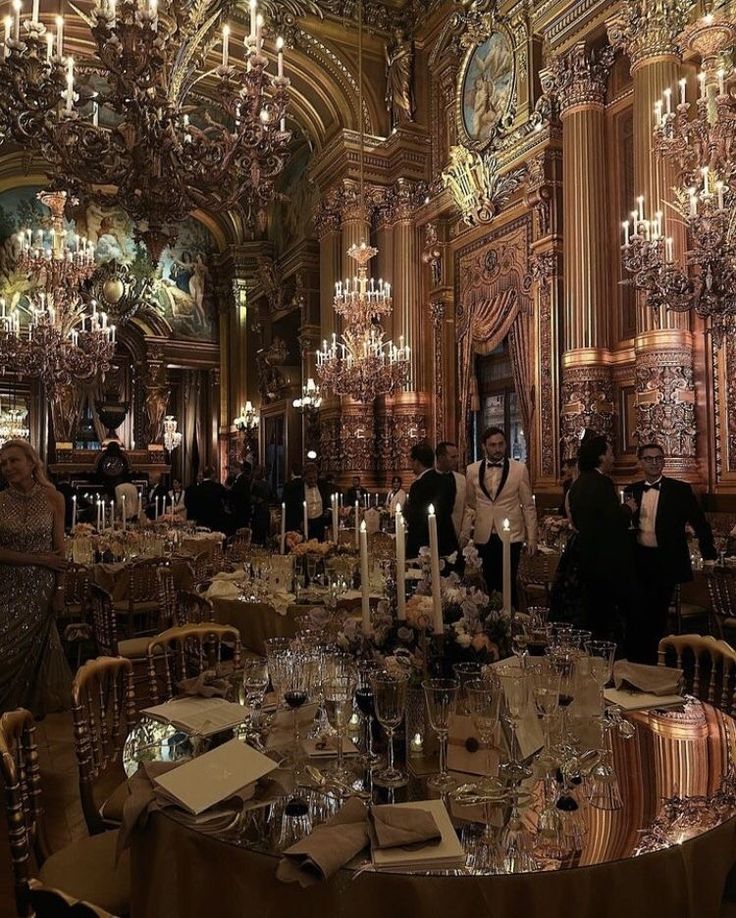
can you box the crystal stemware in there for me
[510,615,530,659]
[422,678,459,792]
[371,669,410,788]
[528,658,561,771]
[356,661,381,766]
[497,662,532,782]
[241,657,269,726]
[323,665,358,785]
[453,662,482,715]
[584,640,623,810]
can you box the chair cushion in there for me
[39,829,130,916]
[99,779,130,823]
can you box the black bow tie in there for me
[487,462,504,468]
[643,482,661,492]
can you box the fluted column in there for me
[315,195,341,343]
[558,42,616,457]
[608,2,698,479]
[390,179,422,391]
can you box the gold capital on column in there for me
[606,0,691,70]
[554,41,615,115]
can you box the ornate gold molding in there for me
[605,0,692,70]
[553,41,615,113]
[561,347,613,368]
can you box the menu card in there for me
[142,697,248,737]
[370,799,465,871]
[153,738,277,815]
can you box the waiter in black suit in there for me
[405,443,458,559]
[283,463,330,540]
[630,442,717,663]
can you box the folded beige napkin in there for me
[370,805,441,850]
[613,661,682,696]
[205,580,242,600]
[276,797,369,887]
[177,662,235,699]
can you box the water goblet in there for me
[370,669,410,788]
[497,662,532,782]
[323,666,358,784]
[422,678,459,792]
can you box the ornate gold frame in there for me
[454,19,516,154]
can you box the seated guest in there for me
[385,476,407,515]
[405,443,458,559]
[629,442,717,663]
[345,475,366,508]
[192,467,228,533]
[146,473,169,519]
[169,477,186,517]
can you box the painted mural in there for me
[461,32,514,145]
[0,186,218,341]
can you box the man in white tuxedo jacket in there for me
[466,427,537,606]
[435,441,467,541]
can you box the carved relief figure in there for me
[256,337,290,403]
[385,28,416,127]
[142,361,170,446]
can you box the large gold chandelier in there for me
[621,10,736,345]
[314,0,409,404]
[0,0,291,259]
[316,242,409,402]
[0,190,115,399]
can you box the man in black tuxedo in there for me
[282,464,304,532]
[630,442,717,663]
[345,476,366,508]
[283,462,330,540]
[405,443,458,559]
[192,466,229,533]
[229,461,252,530]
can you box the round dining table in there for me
[129,700,736,918]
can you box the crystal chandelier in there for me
[621,10,736,344]
[292,377,322,412]
[0,190,115,398]
[316,242,410,402]
[0,0,291,260]
[163,415,182,452]
[0,400,30,446]
[314,0,409,404]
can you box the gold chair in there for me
[706,567,736,642]
[146,624,242,703]
[517,549,559,612]
[157,566,178,631]
[657,633,736,713]
[71,657,137,835]
[176,590,215,625]
[0,709,130,917]
[115,557,171,639]
[60,563,94,667]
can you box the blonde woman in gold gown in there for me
[0,439,72,715]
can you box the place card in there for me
[142,697,248,737]
[370,799,465,871]
[446,714,500,776]
[153,738,277,815]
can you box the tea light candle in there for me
[410,732,424,755]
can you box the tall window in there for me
[470,340,527,462]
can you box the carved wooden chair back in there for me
[176,590,215,626]
[122,558,171,637]
[517,550,559,611]
[658,633,736,714]
[707,567,736,639]
[89,584,119,657]
[71,656,137,834]
[0,708,49,915]
[368,531,394,561]
[157,566,178,631]
[146,624,241,703]
[62,563,92,622]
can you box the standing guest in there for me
[558,459,579,517]
[192,466,228,533]
[405,443,458,559]
[435,441,466,541]
[567,434,637,646]
[229,462,252,530]
[0,440,71,715]
[304,463,330,541]
[385,476,407,515]
[324,473,341,503]
[169,477,186,517]
[465,427,537,606]
[250,465,273,545]
[629,443,716,663]
[282,464,304,532]
[345,476,366,508]
[184,472,202,521]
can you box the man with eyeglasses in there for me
[629,443,716,662]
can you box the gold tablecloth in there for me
[212,598,310,655]
[179,535,224,561]
[92,559,193,602]
[130,702,736,918]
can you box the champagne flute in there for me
[422,678,459,791]
[370,669,410,788]
[584,640,622,810]
[510,616,529,659]
[497,662,532,782]
[528,659,560,770]
[241,657,269,726]
[324,667,358,784]
[356,661,381,766]
[453,662,482,715]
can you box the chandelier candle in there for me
[501,518,511,614]
[359,520,370,636]
[427,504,442,633]
[395,505,406,620]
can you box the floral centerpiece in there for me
[290,538,335,558]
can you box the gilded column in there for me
[390,178,423,391]
[557,42,616,458]
[607,1,698,479]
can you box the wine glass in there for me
[281,652,312,772]
[584,640,623,810]
[422,678,459,792]
[264,637,292,703]
[241,657,269,726]
[510,616,529,659]
[528,658,561,770]
[323,666,358,784]
[356,661,381,766]
[370,669,410,788]
[453,662,482,715]
[497,662,532,782]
